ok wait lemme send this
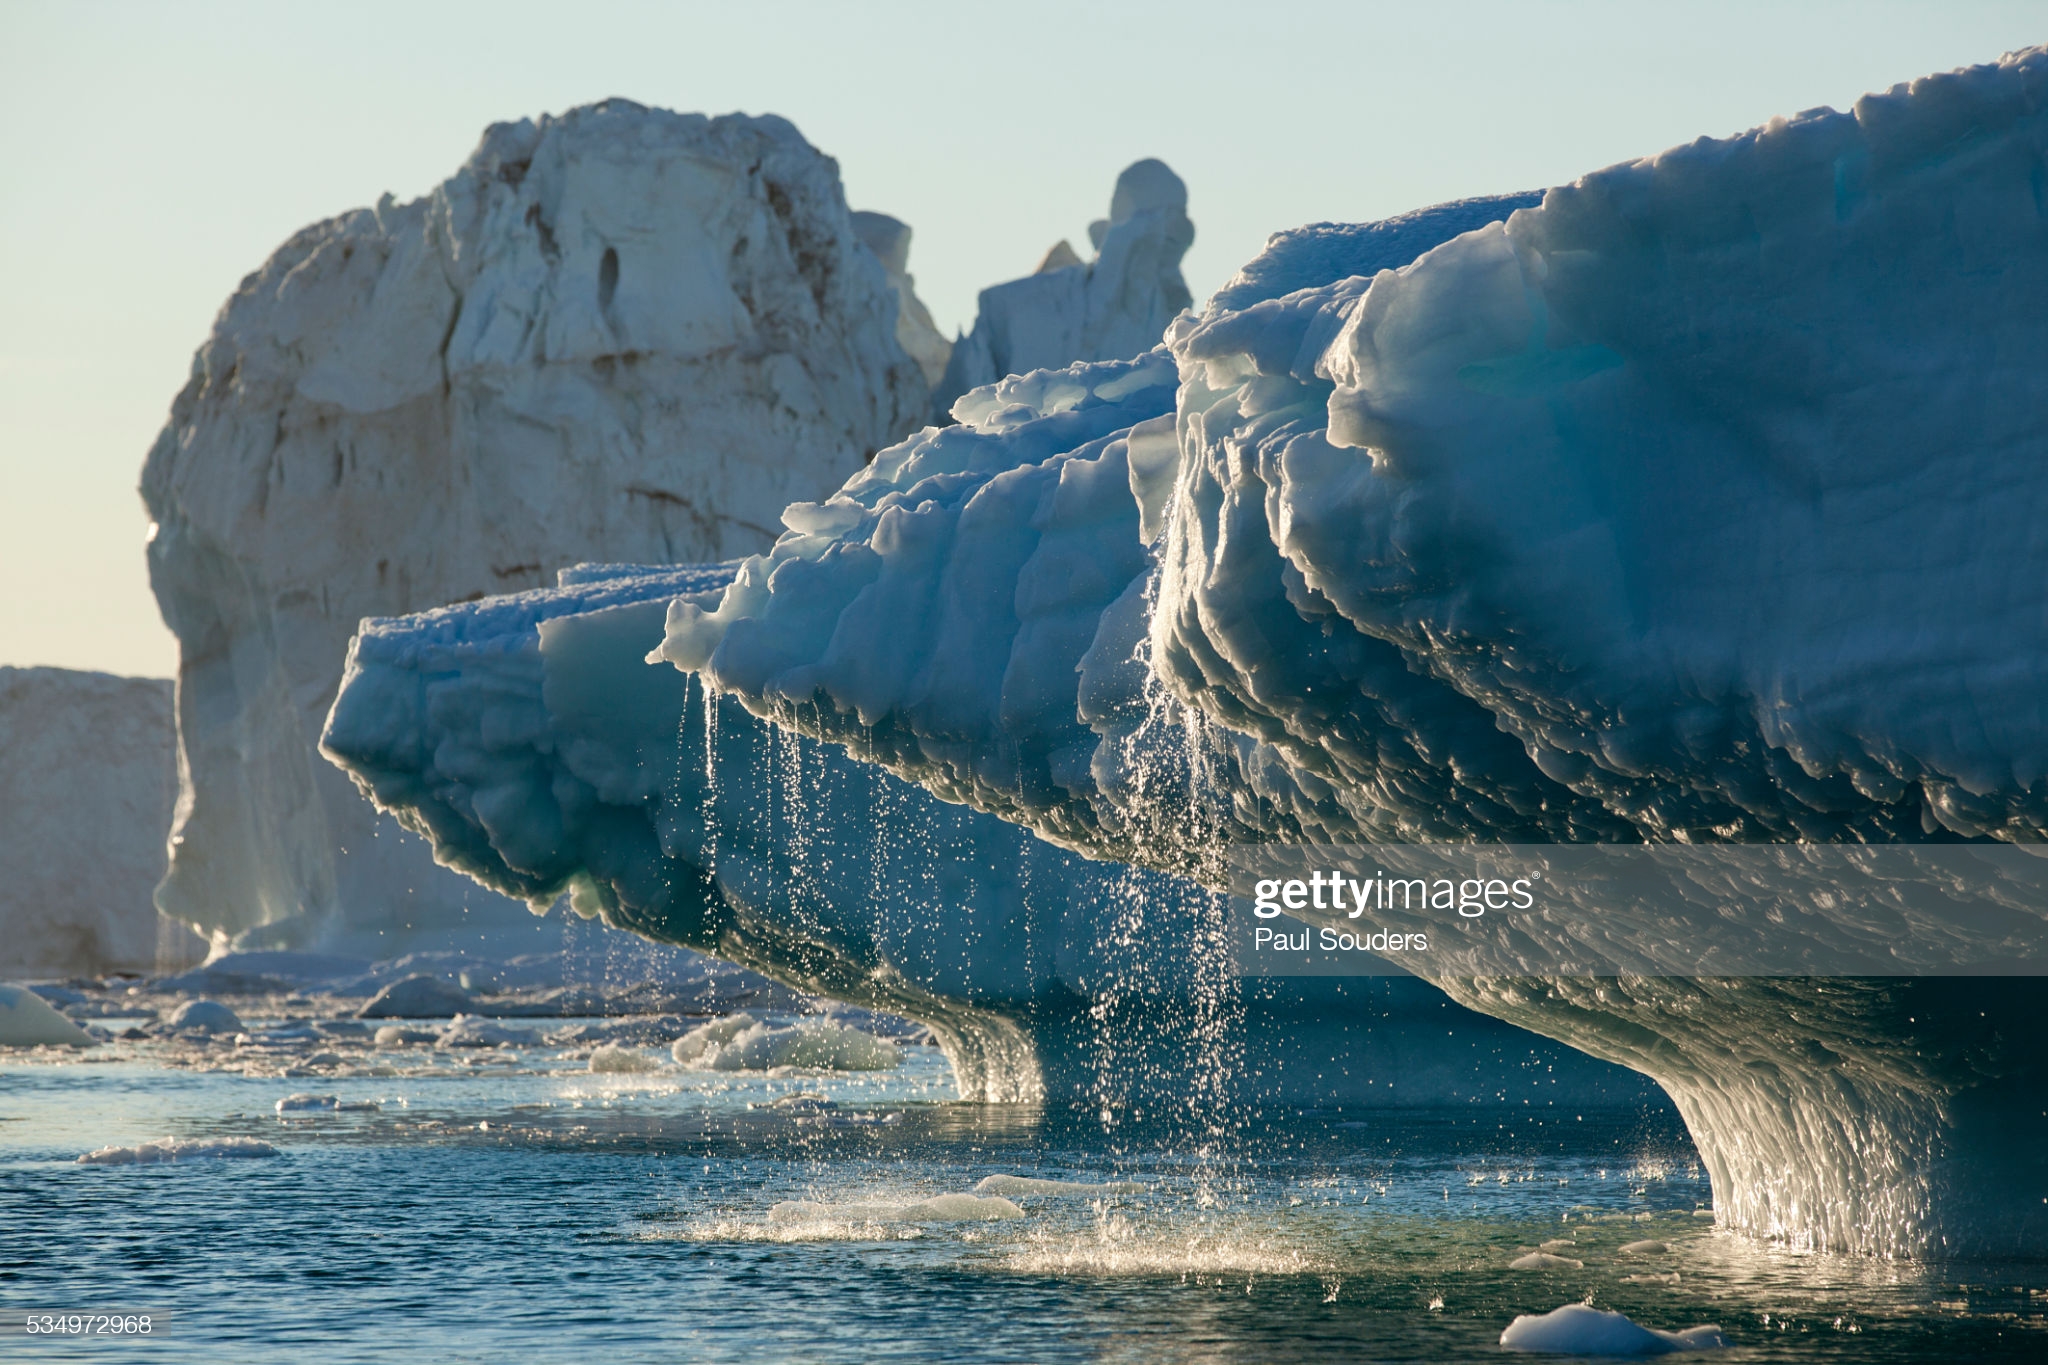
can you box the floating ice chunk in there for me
[358,975,472,1019]
[1511,1252,1585,1270]
[974,1175,1145,1197]
[0,984,94,1046]
[768,1194,1024,1224]
[1500,1304,1726,1355]
[77,1136,280,1165]
[671,1014,900,1072]
[167,999,242,1035]
[437,1015,537,1048]
[1620,1240,1670,1255]
[588,1044,663,1073]
[1539,1238,1579,1253]
[372,1025,438,1047]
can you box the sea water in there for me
[3,1020,2045,1362]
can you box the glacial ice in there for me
[0,984,95,1046]
[76,1136,281,1165]
[0,667,179,977]
[1499,1304,1726,1356]
[142,100,934,950]
[634,48,2048,1255]
[670,1014,900,1072]
[321,556,1653,1109]
[931,160,1194,419]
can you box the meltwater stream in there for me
[4,1017,2045,1363]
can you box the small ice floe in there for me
[1622,1271,1683,1285]
[671,1013,900,1072]
[1511,1252,1585,1270]
[1540,1238,1579,1252]
[77,1136,280,1165]
[974,1175,1146,1197]
[357,974,473,1019]
[1620,1239,1670,1255]
[372,1025,438,1046]
[1500,1304,1726,1355]
[768,1193,1024,1224]
[0,984,94,1046]
[588,1044,663,1074]
[436,1015,537,1048]
[167,999,243,1035]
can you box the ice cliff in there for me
[0,667,181,977]
[931,159,1196,419]
[851,211,953,388]
[637,49,2048,1256]
[141,101,932,947]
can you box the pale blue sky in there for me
[3,0,2041,678]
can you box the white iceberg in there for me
[319,45,2048,1257]
[320,550,1643,1110]
[633,46,2048,1258]
[932,159,1194,419]
[141,100,933,954]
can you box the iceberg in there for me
[142,100,934,950]
[0,667,183,977]
[321,546,1655,1110]
[931,159,1195,420]
[621,49,2048,1255]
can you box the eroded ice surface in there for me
[626,49,2048,1256]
